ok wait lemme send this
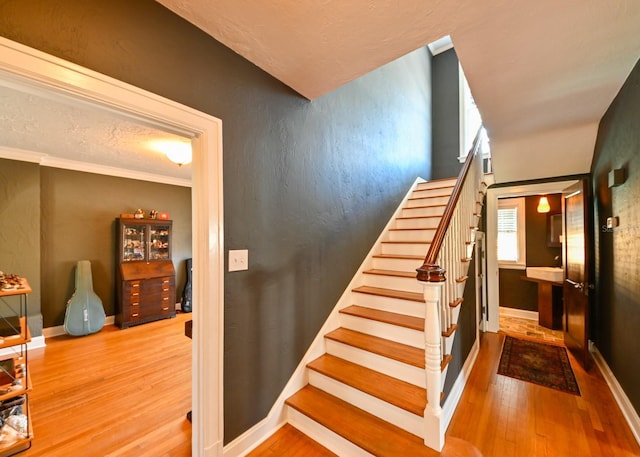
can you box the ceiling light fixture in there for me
[150,139,193,166]
[537,196,550,213]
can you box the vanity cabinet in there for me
[116,219,176,329]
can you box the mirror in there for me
[548,212,562,247]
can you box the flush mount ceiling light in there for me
[537,196,550,213]
[150,139,193,166]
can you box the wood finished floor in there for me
[22,312,192,457]
[21,314,640,456]
[250,332,640,456]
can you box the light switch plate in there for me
[228,249,248,272]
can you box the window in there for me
[497,198,526,268]
[459,65,490,163]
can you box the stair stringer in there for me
[221,177,428,457]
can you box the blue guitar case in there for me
[64,260,106,336]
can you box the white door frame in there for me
[0,37,224,456]
[485,180,577,333]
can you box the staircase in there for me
[285,177,469,456]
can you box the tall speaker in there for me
[181,258,192,313]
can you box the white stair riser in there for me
[287,408,374,457]
[411,187,454,199]
[401,206,445,218]
[372,256,423,272]
[443,333,455,356]
[415,179,457,191]
[441,365,449,391]
[325,339,426,388]
[406,195,450,207]
[361,273,424,294]
[308,371,424,439]
[395,217,441,229]
[339,314,424,348]
[352,290,424,318]
[451,303,461,325]
[387,229,435,242]
[381,242,429,256]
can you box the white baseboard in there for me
[590,342,640,447]
[42,315,116,339]
[0,335,46,357]
[499,306,538,321]
[442,337,480,430]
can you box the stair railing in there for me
[416,127,487,451]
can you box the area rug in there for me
[498,335,580,395]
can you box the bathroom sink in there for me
[526,267,564,282]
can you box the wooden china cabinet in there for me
[115,218,176,329]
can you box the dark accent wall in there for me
[591,57,640,416]
[0,0,435,442]
[431,48,462,180]
[442,251,477,400]
[0,162,192,330]
[499,194,562,311]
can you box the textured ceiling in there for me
[155,0,640,183]
[0,77,192,183]
[1,1,639,184]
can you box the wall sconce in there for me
[608,168,625,188]
[537,196,550,213]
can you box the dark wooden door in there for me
[562,180,591,369]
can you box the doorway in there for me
[0,37,224,456]
[485,180,578,336]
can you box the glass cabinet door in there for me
[149,224,171,261]
[122,224,146,262]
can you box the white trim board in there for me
[0,146,191,188]
[591,342,640,447]
[499,306,538,321]
[442,338,480,430]
[0,36,224,457]
[0,336,45,357]
[42,315,116,339]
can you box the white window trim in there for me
[497,197,526,269]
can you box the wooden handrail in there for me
[416,127,484,282]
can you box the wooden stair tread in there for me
[403,204,447,209]
[286,385,440,457]
[307,354,425,416]
[363,269,415,278]
[388,227,435,232]
[352,285,425,303]
[372,253,424,260]
[381,240,431,244]
[395,215,441,220]
[341,305,424,331]
[325,328,425,368]
[408,194,452,200]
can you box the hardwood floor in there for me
[249,332,640,456]
[22,314,640,456]
[22,312,192,457]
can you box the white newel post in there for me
[422,279,445,451]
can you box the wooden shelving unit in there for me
[0,279,33,456]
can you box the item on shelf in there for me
[3,414,27,436]
[134,208,145,219]
[158,212,169,220]
[0,359,14,386]
[149,209,158,219]
[0,395,25,424]
[0,273,25,291]
[120,213,134,219]
[64,261,106,336]
[0,316,21,339]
